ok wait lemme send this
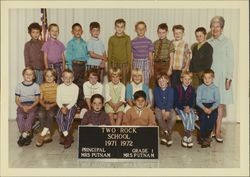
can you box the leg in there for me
[16,106,27,133]
[215,104,224,141]
[166,109,177,133]
[108,113,116,125]
[24,106,38,132]
[38,106,46,130]
[115,112,123,125]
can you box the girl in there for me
[104,68,125,125]
[15,67,40,146]
[125,68,149,112]
[36,68,58,147]
[81,94,110,125]
[41,23,66,84]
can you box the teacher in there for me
[208,16,234,143]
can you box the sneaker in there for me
[24,136,32,146]
[215,135,223,143]
[181,136,188,147]
[187,137,194,148]
[17,135,26,146]
[64,135,74,149]
[36,135,44,147]
[165,131,173,146]
[59,133,65,145]
[201,138,210,148]
[44,133,52,143]
[160,138,167,145]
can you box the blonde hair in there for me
[181,71,193,79]
[131,68,144,83]
[135,21,147,29]
[109,67,121,78]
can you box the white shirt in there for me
[83,81,103,99]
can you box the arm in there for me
[196,86,205,109]
[154,88,164,110]
[225,39,234,90]
[24,43,30,67]
[211,87,220,111]
[168,42,174,75]
[56,86,63,109]
[122,110,131,125]
[81,111,89,125]
[15,96,23,108]
[107,38,112,67]
[188,87,196,108]
[148,109,156,126]
[126,36,132,67]
[61,52,66,70]
[66,85,79,109]
[183,43,191,71]
[166,88,174,111]
[125,84,133,106]
[65,41,73,70]
[149,51,154,76]
[204,43,213,69]
[44,53,48,69]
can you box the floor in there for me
[8,120,240,168]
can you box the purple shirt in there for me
[41,38,65,64]
[132,37,154,59]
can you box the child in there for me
[36,68,58,147]
[83,69,103,110]
[104,68,125,125]
[153,23,174,81]
[86,22,107,83]
[15,67,40,146]
[189,27,213,90]
[123,90,156,126]
[196,69,220,148]
[174,71,196,148]
[24,22,44,85]
[56,69,79,149]
[125,68,150,111]
[108,18,131,84]
[168,25,191,87]
[131,21,154,86]
[65,23,89,109]
[81,94,110,125]
[41,23,66,84]
[154,72,176,146]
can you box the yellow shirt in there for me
[40,82,58,103]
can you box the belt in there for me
[72,60,86,64]
[154,60,168,63]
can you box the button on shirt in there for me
[154,86,174,111]
[87,37,106,66]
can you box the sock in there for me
[41,127,49,136]
[22,132,28,138]
[63,131,68,137]
[164,130,168,135]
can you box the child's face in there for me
[23,69,34,83]
[90,28,100,38]
[157,29,167,40]
[173,29,184,41]
[203,73,214,86]
[211,22,223,39]
[49,26,59,39]
[45,71,55,83]
[181,75,192,87]
[89,74,98,85]
[72,26,83,38]
[132,74,142,84]
[136,24,146,37]
[195,31,206,44]
[115,23,125,35]
[157,77,168,89]
[111,74,121,85]
[134,97,146,109]
[30,29,41,40]
[91,98,103,112]
[62,72,74,86]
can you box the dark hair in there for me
[134,90,146,101]
[202,69,215,78]
[72,23,82,30]
[48,23,59,31]
[90,94,104,104]
[87,68,99,78]
[90,22,100,30]
[28,22,42,34]
[195,27,207,35]
[115,18,126,26]
[158,23,168,32]
[172,24,185,32]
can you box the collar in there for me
[90,37,99,41]
[182,84,188,90]
[131,82,143,88]
[73,37,83,41]
[22,81,34,86]
[211,34,225,41]
[86,81,101,88]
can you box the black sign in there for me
[78,126,159,159]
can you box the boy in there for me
[189,27,213,90]
[24,22,44,84]
[153,23,174,81]
[123,90,156,126]
[66,23,89,109]
[56,69,79,149]
[168,25,191,87]
[108,18,131,84]
[154,72,176,146]
[86,22,107,83]
[196,69,220,148]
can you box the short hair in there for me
[43,68,57,81]
[156,72,169,82]
[181,71,193,79]
[48,23,59,31]
[87,68,99,78]
[62,69,74,77]
[28,22,42,34]
[131,68,144,82]
[134,90,146,101]
[90,22,100,30]
[172,24,185,32]
[109,67,121,77]
[210,16,225,29]
[115,18,126,26]
[195,27,207,35]
[157,23,168,32]
[202,69,215,78]
[72,23,82,30]
[22,67,36,81]
[135,21,147,29]
[90,93,104,104]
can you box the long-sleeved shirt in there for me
[66,37,89,70]
[81,110,110,125]
[153,86,174,111]
[83,81,103,99]
[56,83,79,109]
[174,84,195,110]
[196,83,220,110]
[108,33,131,64]
[125,82,149,101]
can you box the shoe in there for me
[187,137,194,148]
[64,135,74,149]
[160,138,167,145]
[201,138,210,148]
[181,136,188,147]
[59,133,65,145]
[17,135,26,146]
[215,135,223,143]
[24,136,32,146]
[165,131,173,146]
[44,133,52,143]
[36,135,44,147]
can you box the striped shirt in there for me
[132,37,154,59]
[153,38,174,62]
[15,82,40,103]
[40,82,58,103]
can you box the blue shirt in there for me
[65,37,89,70]
[196,83,220,110]
[125,82,149,101]
[87,37,106,66]
[154,86,174,111]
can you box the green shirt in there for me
[108,33,131,64]
[153,38,174,62]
